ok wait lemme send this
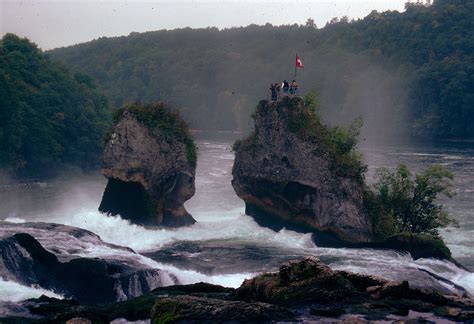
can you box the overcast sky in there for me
[1,0,407,50]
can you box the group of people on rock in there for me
[269,79,299,101]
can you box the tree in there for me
[305,18,317,29]
[48,1,474,141]
[0,34,112,176]
[367,164,456,239]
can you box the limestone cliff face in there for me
[99,103,196,227]
[232,97,372,243]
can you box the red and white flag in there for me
[296,54,304,68]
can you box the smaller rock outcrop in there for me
[236,257,474,321]
[99,102,197,227]
[232,97,372,243]
[0,224,170,304]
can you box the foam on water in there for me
[2,214,256,289]
[6,209,473,295]
[0,278,63,302]
[63,232,255,288]
[452,272,474,293]
[4,217,26,223]
[28,207,315,253]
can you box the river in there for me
[0,136,473,304]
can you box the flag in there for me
[296,54,304,68]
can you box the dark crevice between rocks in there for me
[99,177,156,226]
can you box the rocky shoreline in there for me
[2,257,473,323]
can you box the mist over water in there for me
[1,137,474,302]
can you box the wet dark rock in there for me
[152,282,234,295]
[0,233,165,304]
[150,295,295,323]
[99,103,196,227]
[64,318,91,324]
[366,281,410,299]
[236,257,474,322]
[309,306,346,317]
[232,97,372,243]
[0,221,135,260]
[2,258,473,323]
[378,232,452,260]
[2,283,243,323]
[25,296,108,324]
[237,256,360,305]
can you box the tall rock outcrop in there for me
[99,102,197,227]
[232,97,372,243]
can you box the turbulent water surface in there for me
[1,136,473,304]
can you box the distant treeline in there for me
[1,0,472,176]
[0,34,111,176]
[49,0,473,141]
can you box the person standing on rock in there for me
[290,80,298,96]
[270,83,277,101]
[275,83,281,100]
[282,80,289,95]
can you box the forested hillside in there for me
[0,34,112,176]
[49,0,473,141]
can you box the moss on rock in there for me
[112,102,197,167]
[150,296,294,323]
[247,97,366,182]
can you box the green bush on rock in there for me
[291,93,366,182]
[234,93,367,183]
[112,102,197,167]
[365,164,456,240]
[364,163,456,259]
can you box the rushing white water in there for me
[1,139,474,302]
[0,278,63,302]
[4,208,473,296]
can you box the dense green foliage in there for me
[0,34,112,176]
[113,102,197,167]
[49,0,473,140]
[365,164,456,240]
